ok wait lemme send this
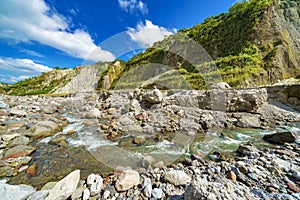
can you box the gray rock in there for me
[144,88,163,104]
[0,101,8,109]
[237,143,259,156]
[27,121,62,139]
[27,190,50,200]
[9,108,27,116]
[46,169,80,200]
[165,170,191,186]
[211,82,231,90]
[129,99,142,113]
[263,131,298,145]
[8,136,30,148]
[4,145,36,158]
[0,184,36,200]
[152,188,163,199]
[236,114,261,128]
[142,155,155,168]
[143,184,152,198]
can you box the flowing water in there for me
[8,113,300,189]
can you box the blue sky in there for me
[0,0,237,83]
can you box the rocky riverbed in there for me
[0,87,299,199]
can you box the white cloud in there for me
[19,49,44,58]
[127,20,174,48]
[118,0,148,15]
[0,57,52,83]
[0,0,115,62]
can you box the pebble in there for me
[152,188,163,199]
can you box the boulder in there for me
[0,184,36,200]
[237,143,259,156]
[4,145,36,158]
[115,169,140,192]
[263,131,298,145]
[236,114,261,128]
[9,108,27,117]
[46,169,80,200]
[165,170,191,186]
[144,88,163,104]
[27,121,62,139]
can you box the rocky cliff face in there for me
[256,0,300,81]
[54,63,109,94]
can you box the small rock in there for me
[144,88,163,104]
[293,171,300,181]
[142,155,155,168]
[103,190,110,199]
[152,188,163,199]
[143,184,152,198]
[26,164,37,178]
[9,108,27,116]
[83,188,90,200]
[107,108,116,115]
[115,169,140,192]
[226,171,237,182]
[133,136,146,145]
[129,99,142,113]
[287,182,300,193]
[165,170,191,186]
[237,143,259,156]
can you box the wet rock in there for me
[141,155,155,168]
[27,121,63,139]
[0,166,14,178]
[133,136,146,145]
[115,169,140,192]
[26,164,38,178]
[165,170,191,186]
[236,114,261,128]
[263,131,298,145]
[8,136,30,148]
[46,169,80,200]
[1,133,20,142]
[49,136,68,147]
[144,88,163,104]
[237,143,259,156]
[4,145,36,158]
[0,184,36,200]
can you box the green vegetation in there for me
[109,0,277,89]
[2,0,299,95]
[0,68,75,96]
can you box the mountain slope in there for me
[1,0,299,95]
[111,0,300,88]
